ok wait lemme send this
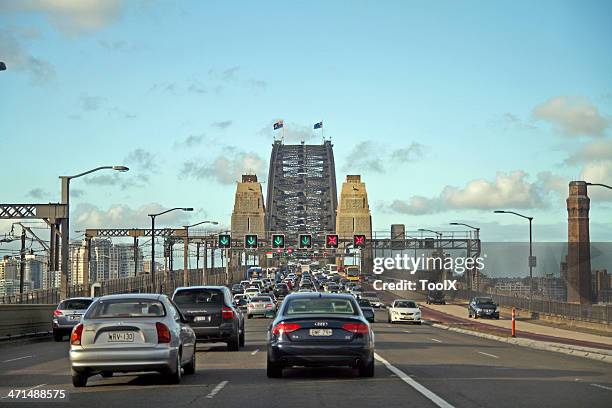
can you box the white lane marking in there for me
[3,355,33,363]
[206,381,228,399]
[477,351,499,359]
[431,338,442,343]
[251,349,259,356]
[591,383,612,392]
[375,353,455,408]
[403,330,412,333]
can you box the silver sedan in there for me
[69,293,196,387]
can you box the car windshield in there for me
[395,301,417,308]
[86,299,165,318]
[476,298,494,305]
[363,292,378,298]
[173,289,223,305]
[285,298,357,315]
[59,299,93,310]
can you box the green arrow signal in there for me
[301,236,310,245]
[220,237,229,245]
[247,237,256,245]
[274,236,283,245]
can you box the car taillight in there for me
[266,304,273,308]
[342,323,369,334]
[156,322,171,343]
[53,310,63,317]
[70,323,83,345]
[222,306,234,319]
[271,322,301,336]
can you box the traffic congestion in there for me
[51,260,429,386]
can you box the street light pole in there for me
[494,210,534,304]
[149,207,194,293]
[59,166,129,300]
[450,222,481,293]
[183,220,219,285]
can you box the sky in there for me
[1,0,611,248]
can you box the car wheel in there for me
[100,371,113,378]
[468,310,472,318]
[474,313,478,319]
[227,333,239,351]
[166,352,182,384]
[247,314,252,319]
[416,321,422,325]
[358,359,375,377]
[53,330,63,342]
[71,371,87,388]
[239,327,245,347]
[266,357,283,378]
[183,351,196,375]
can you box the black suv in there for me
[426,290,446,305]
[273,283,289,298]
[172,286,245,350]
[468,297,500,319]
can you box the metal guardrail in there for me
[0,304,56,339]
[0,268,228,305]
[457,289,612,324]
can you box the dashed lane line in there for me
[374,353,455,408]
[206,381,228,399]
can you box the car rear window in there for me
[285,298,357,315]
[394,301,417,308]
[59,299,93,310]
[173,289,223,305]
[251,296,271,302]
[86,299,165,318]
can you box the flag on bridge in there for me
[273,120,284,130]
[314,121,323,129]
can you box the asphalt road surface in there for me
[0,310,610,408]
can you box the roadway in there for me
[0,310,610,408]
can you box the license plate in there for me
[69,315,81,320]
[194,316,210,322]
[107,332,134,342]
[309,329,332,337]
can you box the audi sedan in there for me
[266,293,375,378]
[69,294,196,387]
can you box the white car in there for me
[244,287,260,299]
[388,300,422,324]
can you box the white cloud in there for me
[389,171,545,214]
[580,161,612,201]
[532,95,609,137]
[565,139,612,164]
[73,202,193,230]
[0,0,124,36]
[180,150,266,185]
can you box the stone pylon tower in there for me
[336,175,372,273]
[229,175,266,280]
[566,181,592,304]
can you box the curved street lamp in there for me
[59,166,129,299]
[148,207,193,291]
[183,220,219,284]
[494,210,534,303]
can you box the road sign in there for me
[325,234,339,248]
[245,234,258,249]
[218,234,231,248]
[353,234,366,248]
[271,234,285,249]
[298,234,312,249]
[529,256,537,267]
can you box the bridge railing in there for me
[0,268,228,305]
[456,289,611,324]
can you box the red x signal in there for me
[326,234,339,248]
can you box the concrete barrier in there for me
[0,304,55,340]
